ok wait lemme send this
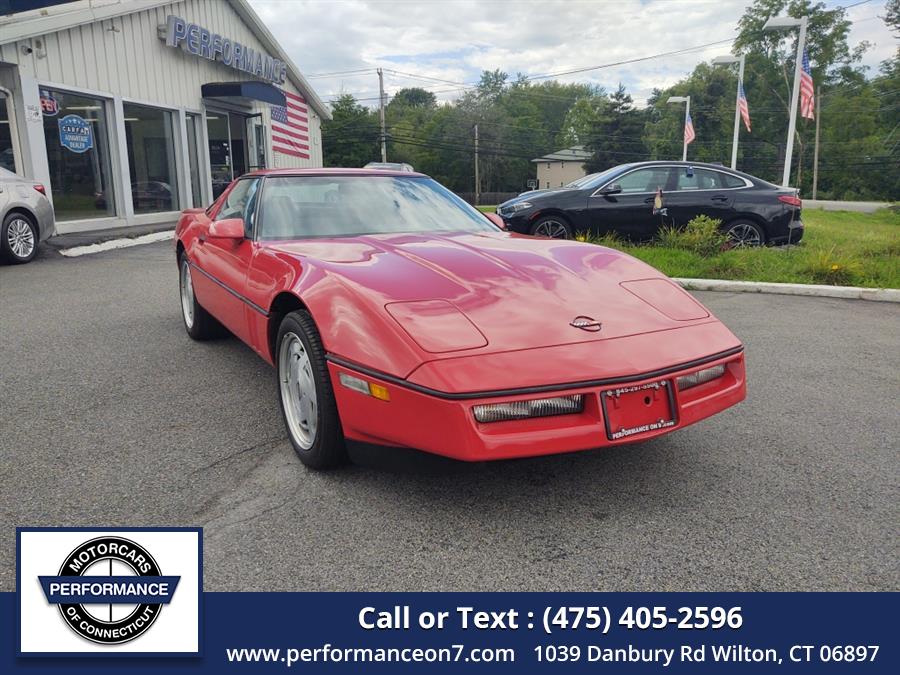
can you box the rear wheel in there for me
[276,310,346,469]
[530,215,573,239]
[1,212,38,264]
[178,253,221,340]
[723,219,765,247]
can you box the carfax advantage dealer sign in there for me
[17,528,201,656]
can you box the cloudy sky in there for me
[248,0,896,109]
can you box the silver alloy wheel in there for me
[179,259,195,329]
[279,332,318,450]
[533,219,570,239]
[725,222,762,247]
[7,218,35,259]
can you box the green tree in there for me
[322,94,379,168]
[585,85,649,172]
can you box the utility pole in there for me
[377,68,387,162]
[474,124,480,206]
[812,85,821,199]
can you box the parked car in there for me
[94,181,174,211]
[364,161,415,172]
[0,167,56,264]
[175,168,746,469]
[497,161,803,246]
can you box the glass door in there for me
[185,113,203,207]
[246,117,266,171]
[206,111,232,200]
[227,112,248,178]
[0,93,18,173]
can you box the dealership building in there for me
[0,0,329,233]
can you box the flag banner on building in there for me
[271,89,311,159]
[684,112,695,145]
[738,81,751,132]
[800,48,815,120]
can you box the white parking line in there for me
[59,230,174,257]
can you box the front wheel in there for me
[530,215,573,239]
[1,212,38,264]
[178,253,221,340]
[723,220,765,247]
[276,310,346,469]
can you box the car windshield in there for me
[257,175,498,240]
[564,165,630,189]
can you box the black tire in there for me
[529,215,573,239]
[1,211,39,264]
[178,253,222,340]
[276,310,347,469]
[723,219,765,247]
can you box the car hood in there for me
[268,231,716,358]
[499,188,574,207]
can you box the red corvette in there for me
[175,168,746,468]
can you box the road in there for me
[1,242,897,592]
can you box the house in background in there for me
[531,145,591,189]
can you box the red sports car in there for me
[175,169,746,468]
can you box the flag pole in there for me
[730,55,745,170]
[682,96,691,161]
[782,16,808,187]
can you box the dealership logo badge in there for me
[18,528,201,656]
[39,536,179,645]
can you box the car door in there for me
[190,177,261,343]
[665,167,741,227]
[586,166,674,241]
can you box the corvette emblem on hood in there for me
[570,316,602,332]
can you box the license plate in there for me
[601,380,677,440]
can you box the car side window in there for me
[676,168,730,191]
[615,168,672,193]
[722,173,747,188]
[217,179,258,222]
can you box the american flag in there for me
[799,48,815,120]
[271,89,310,159]
[684,112,695,145]
[738,81,751,132]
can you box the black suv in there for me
[498,161,803,246]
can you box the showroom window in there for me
[123,103,180,213]
[41,88,115,220]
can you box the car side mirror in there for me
[208,218,245,239]
[599,183,622,195]
[484,212,507,230]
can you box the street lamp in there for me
[712,54,746,170]
[667,96,691,161]
[763,14,808,187]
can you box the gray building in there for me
[0,0,329,234]
[532,145,592,189]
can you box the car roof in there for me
[243,167,427,178]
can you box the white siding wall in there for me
[1,0,322,178]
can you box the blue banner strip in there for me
[38,576,180,604]
[4,592,896,672]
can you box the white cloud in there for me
[249,0,896,108]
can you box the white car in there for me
[0,167,56,264]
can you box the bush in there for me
[802,246,862,286]
[657,215,728,257]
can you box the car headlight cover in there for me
[473,394,584,423]
[509,201,533,213]
[676,364,726,391]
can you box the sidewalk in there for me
[45,221,177,251]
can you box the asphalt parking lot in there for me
[1,242,897,592]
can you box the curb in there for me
[674,278,900,303]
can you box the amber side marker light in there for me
[676,364,726,391]
[339,373,391,401]
[473,395,584,423]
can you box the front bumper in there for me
[329,350,746,462]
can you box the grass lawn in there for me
[477,206,899,288]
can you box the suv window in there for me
[615,167,672,193]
